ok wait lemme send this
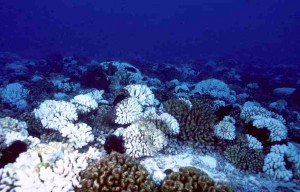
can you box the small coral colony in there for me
[0,53,299,191]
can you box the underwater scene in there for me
[0,0,300,191]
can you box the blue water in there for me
[1,0,300,63]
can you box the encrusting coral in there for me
[77,152,156,192]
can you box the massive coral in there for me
[78,152,156,192]
[161,167,232,192]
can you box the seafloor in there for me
[0,52,299,192]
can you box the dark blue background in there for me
[1,0,300,64]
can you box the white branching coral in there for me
[240,103,270,123]
[0,117,27,141]
[174,82,190,97]
[51,78,80,92]
[39,147,100,190]
[263,143,300,181]
[120,120,168,158]
[252,116,287,142]
[124,84,155,106]
[101,61,143,92]
[263,144,292,181]
[240,101,285,124]
[212,100,226,111]
[157,113,180,136]
[71,94,98,113]
[115,97,143,124]
[0,117,39,147]
[85,89,108,104]
[34,100,78,130]
[0,142,100,192]
[114,84,179,128]
[60,123,94,149]
[214,116,236,140]
[0,142,71,191]
[142,107,159,119]
[286,143,300,179]
[137,105,180,136]
[245,134,263,150]
[191,78,230,99]
[139,106,179,136]
[0,83,29,109]
[240,102,287,142]
[34,100,93,148]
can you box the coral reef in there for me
[0,52,300,191]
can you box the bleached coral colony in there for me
[0,54,300,191]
